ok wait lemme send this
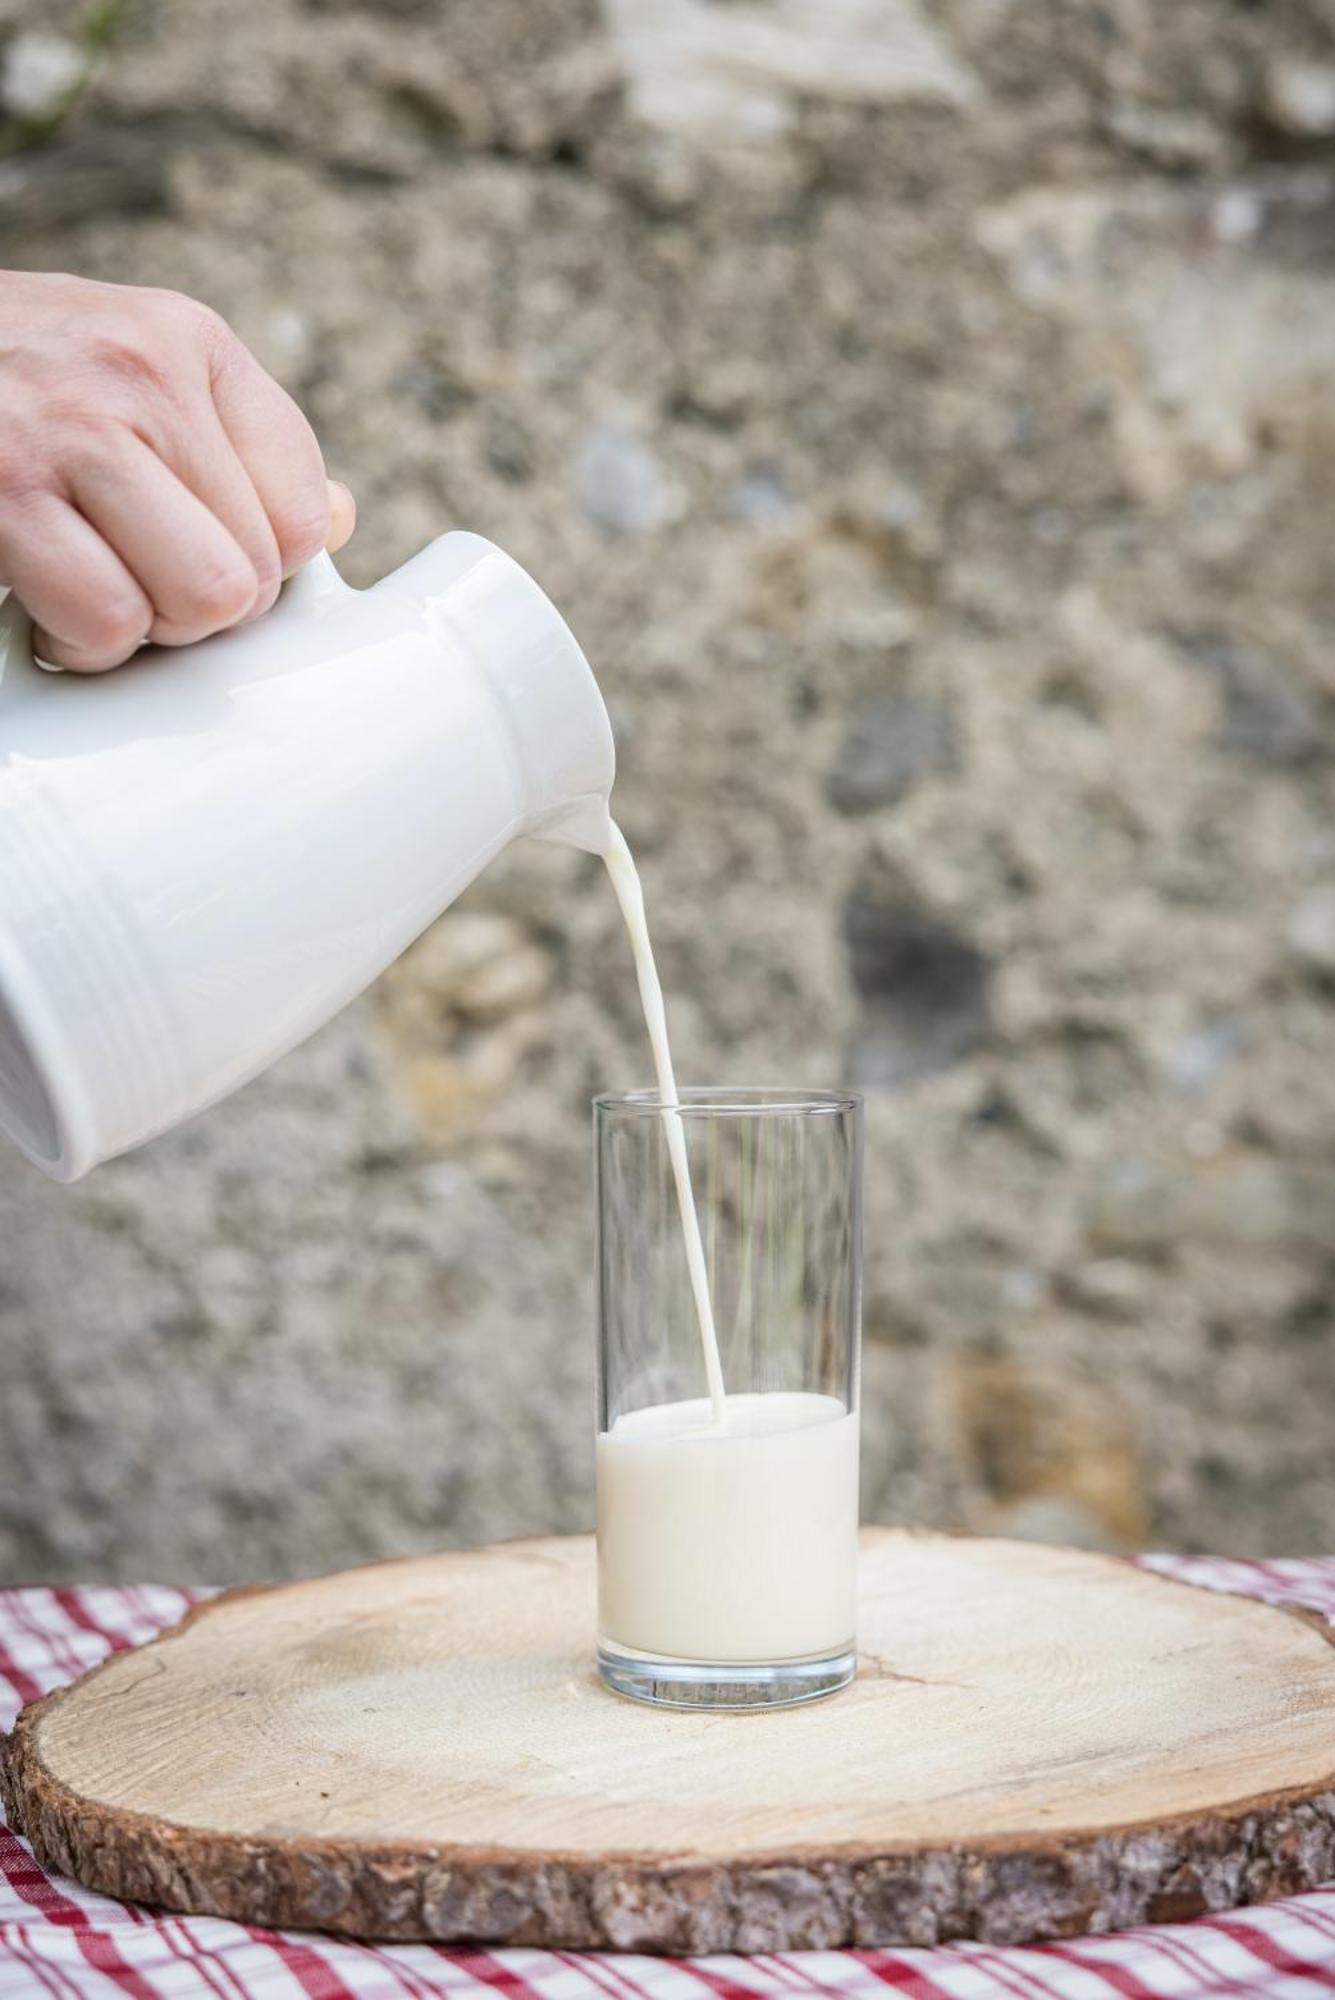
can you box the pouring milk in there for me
[596,823,859,1669]
[0,518,857,1672]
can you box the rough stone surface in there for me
[0,31,83,121]
[1170,630,1332,769]
[844,887,992,1087]
[1289,887,1335,977]
[1265,60,1335,139]
[1,0,1334,1581]
[571,421,679,537]
[602,0,978,142]
[827,693,959,816]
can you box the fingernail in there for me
[30,629,68,673]
[326,478,357,553]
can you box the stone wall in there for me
[1,0,1333,1582]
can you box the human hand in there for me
[0,270,355,671]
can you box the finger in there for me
[0,493,152,671]
[234,476,354,624]
[209,345,331,577]
[326,478,356,554]
[157,399,285,622]
[69,433,259,647]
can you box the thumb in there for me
[325,478,356,555]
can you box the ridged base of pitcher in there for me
[597,1638,855,1710]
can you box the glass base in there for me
[597,1641,855,1710]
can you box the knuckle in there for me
[83,317,172,394]
[168,294,240,377]
[186,559,258,626]
[0,481,50,531]
[154,289,229,343]
[270,497,330,572]
[49,408,126,488]
[83,593,151,655]
[192,563,257,625]
[78,294,233,404]
[249,557,283,616]
[244,532,283,599]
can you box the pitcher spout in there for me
[533,791,615,855]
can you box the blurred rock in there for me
[1060,1259,1152,1321]
[1264,61,1335,138]
[264,308,314,369]
[602,0,977,142]
[834,600,921,654]
[371,915,558,1144]
[978,171,1335,501]
[571,421,677,536]
[484,407,534,485]
[391,361,474,421]
[1092,1151,1335,1258]
[2,31,85,123]
[725,467,793,527]
[1211,188,1263,245]
[1162,1018,1249,1098]
[827,692,959,816]
[954,1356,1146,1552]
[844,890,991,1087]
[0,126,168,229]
[989,1494,1116,1553]
[1,30,83,120]
[1170,631,1330,769]
[1088,1155,1185,1256]
[1288,886,1335,976]
[382,914,555,1027]
[1102,101,1228,172]
[675,356,763,426]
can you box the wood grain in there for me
[5,1531,1335,1951]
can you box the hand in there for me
[0,270,355,671]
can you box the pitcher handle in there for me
[0,554,349,703]
[279,550,347,609]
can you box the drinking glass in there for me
[595,1087,862,1709]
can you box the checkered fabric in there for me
[3,1558,1334,1999]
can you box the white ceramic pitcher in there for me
[0,533,616,1181]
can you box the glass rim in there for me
[594,1085,862,1119]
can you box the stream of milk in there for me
[601,823,726,1421]
[598,822,858,1667]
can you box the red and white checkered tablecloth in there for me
[3,1558,1335,2000]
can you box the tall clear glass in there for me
[595,1087,862,1709]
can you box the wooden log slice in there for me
[5,1531,1335,1953]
